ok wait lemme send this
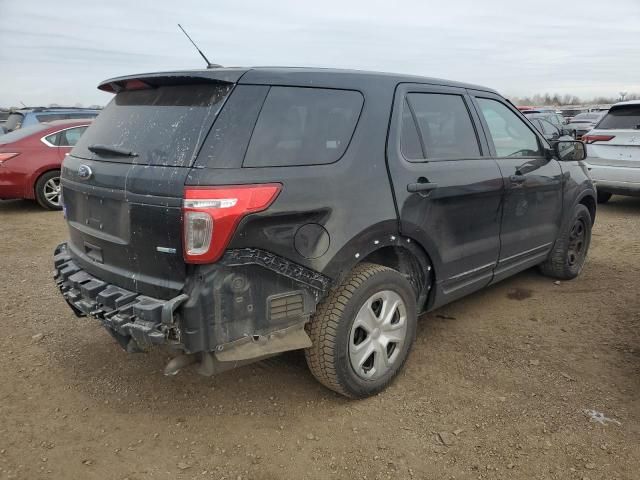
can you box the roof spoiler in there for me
[98,69,248,93]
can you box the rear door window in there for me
[59,126,88,146]
[596,105,640,129]
[477,98,543,157]
[403,93,480,160]
[243,86,363,167]
[400,99,424,159]
[72,83,232,166]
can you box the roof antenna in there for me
[178,24,222,69]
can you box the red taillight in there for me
[0,152,19,164]
[583,134,615,144]
[182,184,282,264]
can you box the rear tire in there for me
[539,204,592,280]
[35,170,62,210]
[596,191,612,204]
[305,263,417,398]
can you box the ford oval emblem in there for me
[78,165,93,180]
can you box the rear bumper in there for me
[54,243,330,358]
[585,162,640,195]
[54,243,188,352]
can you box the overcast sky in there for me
[1,0,639,107]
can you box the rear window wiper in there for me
[88,144,138,157]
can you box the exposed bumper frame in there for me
[54,243,188,352]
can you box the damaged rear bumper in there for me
[53,243,330,365]
[54,243,187,352]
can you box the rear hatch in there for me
[585,104,640,167]
[62,74,238,299]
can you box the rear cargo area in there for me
[61,81,234,298]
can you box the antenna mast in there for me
[178,24,222,69]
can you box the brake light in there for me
[0,153,19,164]
[583,134,615,144]
[182,184,281,264]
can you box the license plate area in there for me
[64,187,131,243]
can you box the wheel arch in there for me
[576,189,597,225]
[360,243,435,312]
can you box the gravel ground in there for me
[0,196,638,480]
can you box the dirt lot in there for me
[0,197,638,480]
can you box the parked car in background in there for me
[529,116,574,143]
[2,107,99,134]
[559,107,589,122]
[0,119,92,209]
[53,67,594,398]
[566,112,607,140]
[583,101,640,203]
[522,110,567,127]
[525,112,575,137]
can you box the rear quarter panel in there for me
[187,77,401,283]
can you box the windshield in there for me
[595,106,640,130]
[72,83,233,166]
[4,113,25,131]
[0,123,48,144]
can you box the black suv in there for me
[53,68,595,398]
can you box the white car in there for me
[583,100,640,203]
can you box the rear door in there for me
[470,92,563,282]
[387,84,504,307]
[62,81,233,299]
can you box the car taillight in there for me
[0,153,19,164]
[583,135,615,144]
[182,184,282,264]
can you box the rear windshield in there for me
[0,123,48,144]
[72,83,232,166]
[596,106,640,130]
[571,113,601,122]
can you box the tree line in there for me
[511,93,639,106]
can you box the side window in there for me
[59,127,87,146]
[243,86,363,167]
[44,132,60,146]
[477,98,543,157]
[400,99,423,159]
[539,119,559,136]
[405,93,480,160]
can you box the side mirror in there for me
[554,140,586,161]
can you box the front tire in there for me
[35,170,62,210]
[539,204,592,280]
[305,263,417,398]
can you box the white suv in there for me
[583,101,640,203]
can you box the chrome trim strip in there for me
[498,243,552,264]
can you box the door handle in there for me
[509,174,526,184]
[407,182,438,193]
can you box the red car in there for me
[0,119,92,209]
